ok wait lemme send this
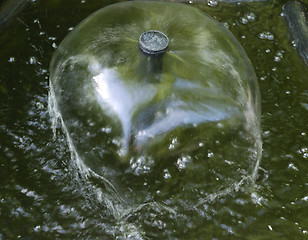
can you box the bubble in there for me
[240,13,256,25]
[258,31,274,40]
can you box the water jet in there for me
[49,0,262,232]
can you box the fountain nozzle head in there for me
[139,30,169,55]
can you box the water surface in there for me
[1,0,308,239]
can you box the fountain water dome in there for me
[48,1,262,237]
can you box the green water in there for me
[0,0,308,239]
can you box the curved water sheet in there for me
[49,1,262,238]
[283,1,308,66]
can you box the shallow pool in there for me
[0,0,308,239]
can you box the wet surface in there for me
[1,0,308,239]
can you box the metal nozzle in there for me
[139,30,169,55]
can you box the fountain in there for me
[48,1,262,237]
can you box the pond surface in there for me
[0,0,308,239]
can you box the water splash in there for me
[49,78,262,236]
[48,82,149,238]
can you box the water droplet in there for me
[164,169,171,179]
[224,160,233,165]
[101,127,112,134]
[29,56,37,65]
[246,13,256,21]
[291,40,297,47]
[169,137,178,150]
[176,155,191,170]
[208,0,218,7]
[34,225,41,232]
[288,163,298,171]
[299,147,308,159]
[36,102,44,109]
[274,51,284,62]
[240,17,248,24]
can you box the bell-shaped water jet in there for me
[48,1,262,236]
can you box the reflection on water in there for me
[1,0,308,239]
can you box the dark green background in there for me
[1,0,308,239]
